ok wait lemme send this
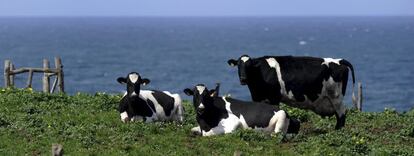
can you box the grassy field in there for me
[0,88,413,155]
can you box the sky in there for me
[0,0,413,17]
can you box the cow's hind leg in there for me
[173,104,185,123]
[335,111,346,130]
[273,110,289,134]
[326,82,347,130]
[333,101,346,130]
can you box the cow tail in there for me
[340,59,356,105]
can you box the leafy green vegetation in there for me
[0,88,413,155]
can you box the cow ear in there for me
[213,83,220,96]
[141,78,150,86]
[183,88,194,96]
[117,77,127,84]
[227,59,238,67]
[209,89,218,97]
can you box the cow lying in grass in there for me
[184,84,300,137]
[117,72,184,123]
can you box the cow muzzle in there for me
[196,103,205,114]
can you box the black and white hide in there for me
[184,84,300,137]
[228,55,356,129]
[117,72,184,123]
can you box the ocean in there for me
[0,17,413,112]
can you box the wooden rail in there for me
[3,57,64,93]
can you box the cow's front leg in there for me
[201,125,226,136]
[202,115,240,136]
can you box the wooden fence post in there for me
[10,63,15,86]
[26,70,34,88]
[43,59,50,93]
[4,60,11,88]
[51,77,58,93]
[55,57,64,93]
[357,82,363,111]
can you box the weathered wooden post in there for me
[4,60,11,88]
[52,144,63,156]
[10,63,15,86]
[357,82,363,111]
[55,57,64,93]
[50,77,58,93]
[43,59,50,93]
[26,69,34,88]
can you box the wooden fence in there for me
[3,57,64,93]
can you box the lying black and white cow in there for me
[228,55,355,129]
[117,72,184,123]
[184,84,300,136]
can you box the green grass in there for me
[0,88,413,155]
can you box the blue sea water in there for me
[0,17,413,112]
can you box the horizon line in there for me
[1,14,414,18]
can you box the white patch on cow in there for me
[191,126,202,135]
[322,58,342,66]
[239,115,249,129]
[163,91,184,122]
[241,56,250,62]
[131,116,144,122]
[139,90,166,120]
[273,110,289,134]
[128,73,139,83]
[222,97,233,114]
[120,111,129,122]
[287,91,295,100]
[198,103,205,109]
[202,114,240,136]
[244,111,280,132]
[266,58,288,95]
[131,91,138,96]
[239,112,289,134]
[122,91,127,98]
[196,85,206,94]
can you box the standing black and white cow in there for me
[184,84,300,136]
[117,72,184,123]
[227,55,355,129]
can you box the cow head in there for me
[117,72,151,122]
[184,84,218,115]
[228,55,251,85]
[117,72,150,98]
